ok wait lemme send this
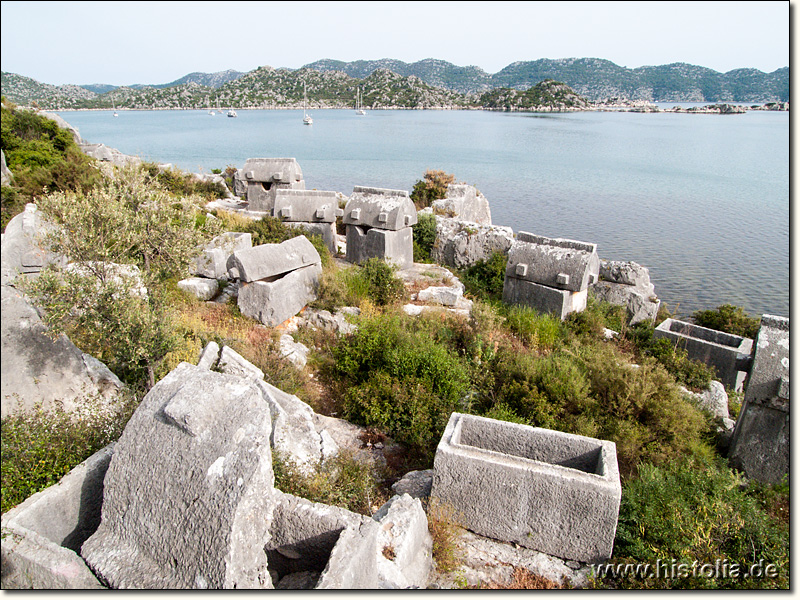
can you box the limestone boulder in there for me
[81,362,278,589]
[429,216,514,270]
[1,203,66,285]
[1,285,125,419]
[431,183,492,225]
[373,494,433,589]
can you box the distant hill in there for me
[1,57,789,110]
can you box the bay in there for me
[56,107,790,319]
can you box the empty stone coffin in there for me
[242,158,305,212]
[431,413,621,563]
[273,189,343,253]
[1,445,114,589]
[654,318,753,391]
[81,362,278,589]
[503,232,600,320]
[266,492,380,589]
[343,187,417,268]
[728,315,789,484]
[232,235,322,327]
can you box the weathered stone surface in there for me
[417,283,464,307]
[193,232,252,279]
[431,413,621,563]
[243,158,306,212]
[230,235,321,283]
[391,470,434,499]
[1,285,124,419]
[343,187,417,231]
[273,190,341,223]
[1,203,66,285]
[79,143,140,166]
[300,308,359,335]
[177,276,219,301]
[682,380,730,421]
[40,111,84,144]
[286,221,338,254]
[256,379,330,471]
[654,318,753,391]
[81,363,277,589]
[728,315,789,483]
[373,494,433,589]
[346,225,413,268]
[279,334,310,369]
[591,280,660,325]
[218,345,264,380]
[196,340,221,370]
[430,184,492,225]
[1,149,13,186]
[503,276,588,320]
[267,491,379,589]
[237,262,322,327]
[1,445,113,589]
[429,216,514,270]
[505,233,600,293]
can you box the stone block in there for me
[237,262,322,327]
[505,232,600,293]
[430,183,492,225]
[345,225,413,268]
[1,203,66,285]
[81,363,278,589]
[266,491,379,589]
[193,232,252,279]
[286,221,338,254]
[728,315,789,483]
[273,190,341,223]
[343,187,417,231]
[373,494,433,589]
[654,318,753,391]
[591,280,660,325]
[1,445,113,589]
[431,413,621,563]
[177,276,219,301]
[430,217,514,270]
[502,276,588,320]
[230,235,321,283]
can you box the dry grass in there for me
[479,567,564,589]
[425,499,463,573]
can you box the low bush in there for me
[272,450,388,516]
[141,162,228,201]
[1,394,136,514]
[608,457,789,589]
[315,258,404,311]
[692,304,760,339]
[410,169,455,210]
[458,251,508,302]
[502,305,564,352]
[412,212,438,262]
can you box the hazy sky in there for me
[0,1,790,86]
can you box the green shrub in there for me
[459,251,508,301]
[1,395,135,514]
[272,450,387,516]
[609,457,789,589]
[502,305,564,352]
[412,212,438,262]
[409,169,454,210]
[692,304,760,339]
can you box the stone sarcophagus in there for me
[502,232,600,319]
[654,318,753,391]
[343,187,418,268]
[430,413,621,563]
[273,189,344,253]
[242,158,305,212]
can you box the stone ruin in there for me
[654,318,753,392]
[343,187,417,268]
[273,189,344,253]
[232,235,322,327]
[590,259,661,325]
[2,355,434,590]
[240,158,305,213]
[1,203,65,285]
[429,184,492,225]
[502,232,600,320]
[728,315,789,484]
[430,413,621,563]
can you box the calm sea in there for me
[55,107,790,319]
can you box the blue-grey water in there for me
[56,107,789,319]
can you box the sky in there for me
[0,1,790,87]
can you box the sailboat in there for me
[355,87,366,115]
[112,97,118,117]
[303,82,313,125]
